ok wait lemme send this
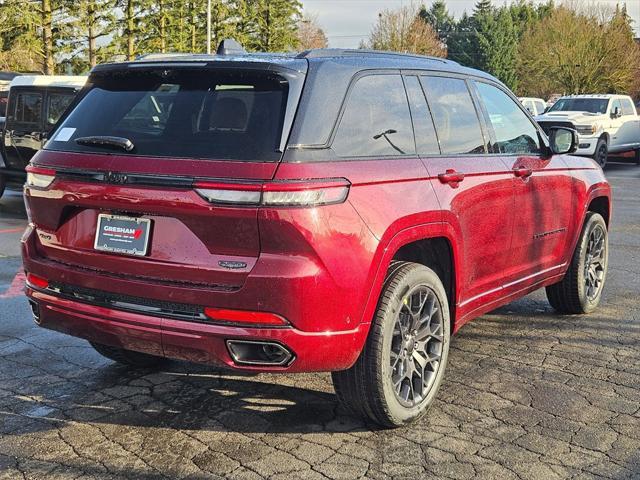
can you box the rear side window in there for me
[332,74,415,157]
[14,92,42,124]
[45,69,292,162]
[475,82,540,155]
[420,76,485,155]
[47,92,75,127]
[621,98,636,116]
[404,76,439,155]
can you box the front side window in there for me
[611,99,622,116]
[47,92,75,127]
[475,82,540,155]
[332,74,415,157]
[534,101,546,115]
[45,69,292,162]
[420,76,485,155]
[523,101,535,115]
[14,92,42,124]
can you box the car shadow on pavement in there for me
[1,356,375,437]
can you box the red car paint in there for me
[21,55,611,373]
[22,147,610,372]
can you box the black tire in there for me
[0,174,5,200]
[332,261,451,428]
[546,212,608,314]
[592,138,608,168]
[90,342,165,368]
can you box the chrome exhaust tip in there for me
[226,340,294,367]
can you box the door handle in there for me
[513,166,532,179]
[438,169,465,187]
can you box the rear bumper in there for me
[27,286,368,372]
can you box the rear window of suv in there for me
[45,68,292,162]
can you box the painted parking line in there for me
[0,227,26,234]
[0,270,26,299]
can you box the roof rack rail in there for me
[296,48,453,64]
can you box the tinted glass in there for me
[14,92,42,124]
[404,76,439,155]
[333,74,415,157]
[421,76,485,155]
[46,69,290,161]
[611,99,622,115]
[475,82,540,155]
[0,91,8,117]
[621,99,635,116]
[549,98,609,114]
[47,92,75,126]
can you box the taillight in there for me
[194,178,350,207]
[26,165,56,189]
[204,307,289,327]
[26,273,49,290]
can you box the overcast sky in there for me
[301,0,640,48]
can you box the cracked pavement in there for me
[0,162,639,480]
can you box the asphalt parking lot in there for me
[0,162,639,480]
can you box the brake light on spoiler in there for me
[194,178,350,207]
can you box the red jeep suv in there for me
[22,43,611,427]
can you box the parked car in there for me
[546,93,563,107]
[519,97,547,116]
[535,94,640,167]
[22,42,611,427]
[0,75,86,199]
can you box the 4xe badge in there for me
[94,214,151,257]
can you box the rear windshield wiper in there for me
[75,136,135,152]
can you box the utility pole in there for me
[206,0,211,54]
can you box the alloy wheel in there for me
[389,285,444,407]
[584,224,606,301]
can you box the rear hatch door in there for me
[27,60,307,290]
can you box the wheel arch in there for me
[358,222,463,337]
[587,196,610,226]
[392,237,456,332]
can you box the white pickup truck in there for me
[535,94,640,167]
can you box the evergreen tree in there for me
[476,7,519,89]
[447,12,478,68]
[66,0,116,69]
[0,0,42,71]
[247,0,302,51]
[419,1,454,43]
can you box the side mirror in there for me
[548,127,578,155]
[611,106,621,118]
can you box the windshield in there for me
[45,68,295,162]
[548,98,609,114]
